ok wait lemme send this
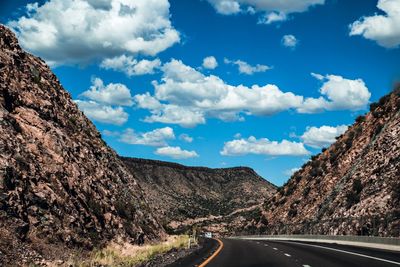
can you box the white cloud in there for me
[284,167,300,176]
[301,125,348,148]
[75,100,128,125]
[80,77,133,106]
[142,104,207,128]
[179,133,193,143]
[207,0,325,23]
[281,34,298,48]
[208,0,241,14]
[118,127,175,146]
[234,133,242,138]
[349,0,400,48]
[298,73,371,113]
[134,59,303,127]
[134,92,163,110]
[134,60,371,127]
[224,58,271,74]
[100,55,161,76]
[221,136,310,156]
[8,0,180,65]
[259,11,287,24]
[155,146,199,159]
[202,56,218,69]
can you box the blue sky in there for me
[1,0,399,185]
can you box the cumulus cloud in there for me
[349,0,400,48]
[281,34,298,48]
[100,55,161,76]
[134,60,371,127]
[134,59,303,127]
[206,0,325,23]
[202,56,218,69]
[298,73,371,113]
[224,58,271,74]
[118,127,175,146]
[75,100,128,125]
[220,136,310,156]
[8,0,180,65]
[301,125,348,148]
[179,133,193,143]
[284,167,300,176]
[259,11,287,24]
[142,102,207,128]
[75,77,134,125]
[80,77,133,106]
[155,146,199,159]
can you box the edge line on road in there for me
[279,241,400,266]
[199,238,224,267]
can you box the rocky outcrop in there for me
[0,25,164,265]
[263,87,400,236]
[121,157,276,234]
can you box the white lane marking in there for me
[273,247,278,250]
[281,241,400,266]
[303,265,311,267]
[284,253,291,257]
[264,244,269,247]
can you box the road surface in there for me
[171,238,400,267]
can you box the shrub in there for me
[285,184,295,196]
[277,187,284,195]
[294,174,302,183]
[378,94,390,106]
[355,115,365,123]
[352,178,363,194]
[346,191,360,209]
[310,167,323,178]
[373,123,384,137]
[345,131,355,149]
[369,102,379,112]
[288,207,297,218]
[346,178,363,209]
[302,186,311,197]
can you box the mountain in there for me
[0,25,164,265]
[263,87,400,236]
[121,157,276,234]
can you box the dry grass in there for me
[66,235,191,267]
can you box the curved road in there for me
[171,238,400,267]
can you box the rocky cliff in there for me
[121,157,276,234]
[263,87,400,236]
[0,25,164,265]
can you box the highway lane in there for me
[204,238,400,267]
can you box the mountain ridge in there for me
[121,156,276,234]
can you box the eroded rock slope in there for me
[0,25,164,265]
[263,88,400,236]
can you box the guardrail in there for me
[234,234,400,246]
[235,213,400,238]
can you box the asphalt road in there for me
[187,238,400,267]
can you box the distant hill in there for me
[262,87,400,236]
[0,25,164,265]
[121,157,277,234]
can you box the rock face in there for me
[0,25,164,265]
[263,88,400,236]
[121,157,276,234]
